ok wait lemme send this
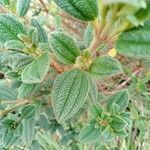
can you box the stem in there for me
[0,99,29,118]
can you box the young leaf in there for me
[0,14,26,43]
[78,120,101,143]
[114,130,128,138]
[21,105,37,119]
[21,52,50,84]
[22,119,35,146]
[31,18,48,43]
[18,83,39,99]
[50,32,80,64]
[53,0,98,21]
[52,69,89,123]
[17,0,31,16]
[106,89,129,112]
[89,56,123,78]
[116,20,150,58]
[90,103,103,118]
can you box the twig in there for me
[38,0,49,13]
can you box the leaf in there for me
[84,23,94,47]
[53,0,98,21]
[120,112,132,127]
[21,105,37,119]
[0,86,17,100]
[17,0,31,16]
[114,130,128,138]
[110,115,128,131]
[116,20,150,58]
[5,40,26,51]
[52,69,89,123]
[0,14,26,43]
[0,0,10,6]
[31,18,48,43]
[18,83,39,99]
[3,123,23,148]
[22,119,35,146]
[50,32,80,64]
[89,56,123,78]
[78,120,101,143]
[90,103,103,118]
[28,27,38,46]
[21,52,50,84]
[106,89,129,112]
[88,78,98,103]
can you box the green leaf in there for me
[78,120,101,143]
[52,69,89,123]
[17,0,31,16]
[18,83,39,99]
[22,119,35,146]
[3,123,23,148]
[21,52,50,84]
[28,27,38,46]
[114,130,128,138]
[106,89,129,112]
[53,0,98,21]
[88,78,98,103]
[31,18,48,43]
[5,40,26,51]
[21,105,37,119]
[5,71,19,79]
[89,56,123,78]
[120,112,132,127]
[90,103,103,118]
[84,23,94,47]
[50,32,80,64]
[0,14,26,43]
[116,20,150,58]
[110,115,128,131]
[0,86,17,100]
[0,0,10,6]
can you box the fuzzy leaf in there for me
[0,14,26,43]
[50,32,80,64]
[106,89,129,112]
[90,103,103,118]
[31,18,48,43]
[116,20,150,58]
[52,69,89,123]
[21,52,50,84]
[53,0,98,21]
[0,0,10,6]
[89,56,122,78]
[78,120,101,143]
[17,0,31,16]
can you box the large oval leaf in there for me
[52,69,89,123]
[0,14,26,43]
[53,0,98,21]
[50,32,80,64]
[21,52,50,84]
[116,20,150,58]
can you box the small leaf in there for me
[106,89,129,112]
[90,103,103,118]
[89,56,122,78]
[53,0,98,21]
[18,83,39,99]
[17,0,31,16]
[116,20,150,58]
[22,119,35,146]
[31,18,48,43]
[78,120,101,143]
[0,14,26,43]
[102,126,114,142]
[114,130,128,138]
[28,27,38,46]
[5,40,26,51]
[0,0,9,6]
[50,32,80,64]
[52,69,89,123]
[5,71,19,79]
[21,52,50,84]
[21,105,37,119]
[120,112,132,127]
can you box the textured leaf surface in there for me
[89,56,122,78]
[50,32,80,64]
[17,0,31,16]
[0,14,26,43]
[52,69,89,123]
[78,120,101,143]
[22,119,35,146]
[53,0,98,21]
[106,89,129,112]
[21,52,50,83]
[31,18,48,43]
[116,20,150,58]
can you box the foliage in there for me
[0,0,149,149]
